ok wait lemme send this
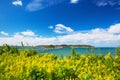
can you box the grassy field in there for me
[0,44,120,80]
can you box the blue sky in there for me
[0,0,120,47]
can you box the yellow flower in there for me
[104,75,115,80]
[104,52,111,60]
[4,66,9,72]
[78,74,82,79]
[81,55,86,59]
[114,55,119,60]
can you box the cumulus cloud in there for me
[21,30,35,37]
[0,36,57,46]
[26,0,66,11]
[108,23,120,34]
[53,24,74,34]
[13,30,36,38]
[55,26,120,46]
[0,24,120,47]
[0,31,9,36]
[12,0,23,6]
[13,33,24,38]
[70,0,79,4]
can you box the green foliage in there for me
[0,44,38,57]
[21,42,25,50]
[26,48,38,57]
[116,48,120,56]
[71,47,80,60]
[0,44,19,55]
[71,47,76,56]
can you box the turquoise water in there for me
[35,47,116,56]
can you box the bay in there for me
[35,47,117,56]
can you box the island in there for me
[36,44,94,49]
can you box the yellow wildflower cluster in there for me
[0,50,120,80]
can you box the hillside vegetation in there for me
[36,44,94,48]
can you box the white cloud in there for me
[21,30,35,37]
[95,0,120,7]
[12,0,23,6]
[48,26,54,29]
[55,26,120,46]
[53,24,74,34]
[0,31,8,36]
[91,28,107,34]
[26,0,66,11]
[108,23,120,34]
[0,36,57,46]
[26,0,42,11]
[0,24,120,47]
[96,1,108,7]
[13,30,36,38]
[13,33,24,38]
[70,0,79,4]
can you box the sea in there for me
[33,47,117,56]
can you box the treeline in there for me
[36,44,94,48]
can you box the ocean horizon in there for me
[32,47,117,56]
